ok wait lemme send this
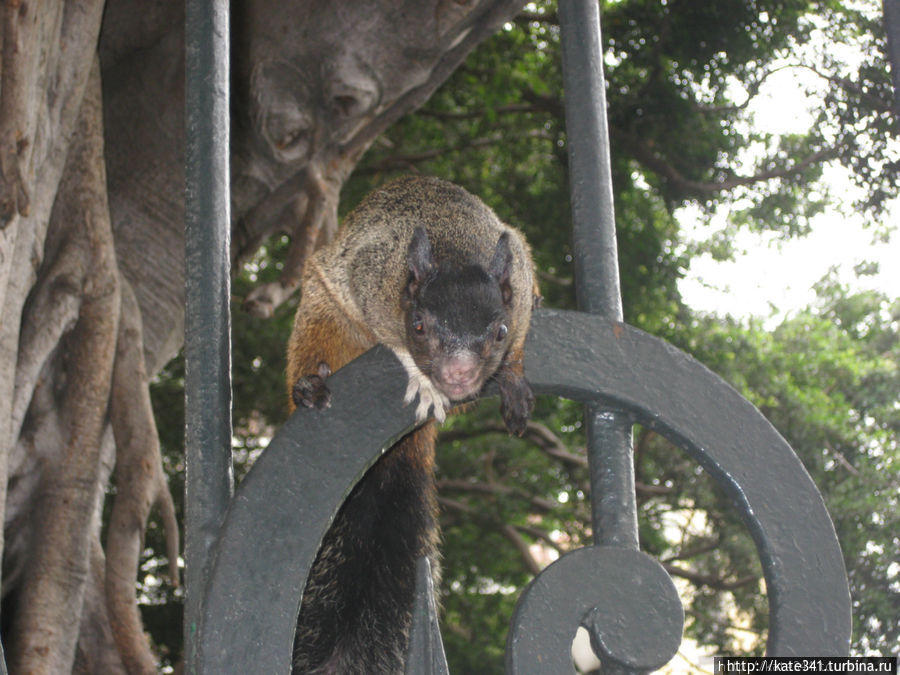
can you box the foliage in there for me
[138,0,898,667]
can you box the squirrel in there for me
[286,175,537,673]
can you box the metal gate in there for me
[183,1,852,672]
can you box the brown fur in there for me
[286,268,373,402]
[297,175,534,362]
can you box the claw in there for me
[292,361,333,410]
[396,349,449,423]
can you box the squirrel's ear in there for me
[489,232,514,305]
[406,227,434,294]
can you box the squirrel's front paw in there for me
[394,349,450,424]
[292,361,332,410]
[498,374,534,437]
[404,369,450,424]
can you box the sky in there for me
[675,54,899,324]
[678,191,899,323]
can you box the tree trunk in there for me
[0,0,525,670]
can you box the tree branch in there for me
[362,129,552,174]
[437,478,559,512]
[441,419,585,466]
[242,161,345,318]
[512,10,557,26]
[789,63,894,115]
[662,562,758,592]
[615,128,839,196]
[536,268,573,287]
[439,420,672,497]
[438,496,545,575]
[660,538,722,563]
[823,440,860,477]
[417,102,543,121]
[343,0,531,159]
[520,69,843,198]
[690,64,799,116]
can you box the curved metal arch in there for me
[197,308,851,673]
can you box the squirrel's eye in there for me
[496,323,508,341]
[413,319,425,335]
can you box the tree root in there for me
[8,56,180,672]
[106,276,180,674]
[73,537,128,675]
[242,161,343,317]
[11,242,85,446]
[8,59,122,673]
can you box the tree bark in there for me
[7,58,119,674]
[1,1,106,583]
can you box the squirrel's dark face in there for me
[402,227,514,401]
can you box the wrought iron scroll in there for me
[198,312,851,673]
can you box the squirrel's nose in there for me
[438,353,480,387]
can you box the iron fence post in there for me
[184,0,233,671]
[558,0,639,552]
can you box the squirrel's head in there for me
[401,227,515,402]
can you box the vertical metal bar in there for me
[585,411,638,550]
[885,0,900,117]
[558,0,639,551]
[184,0,233,671]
